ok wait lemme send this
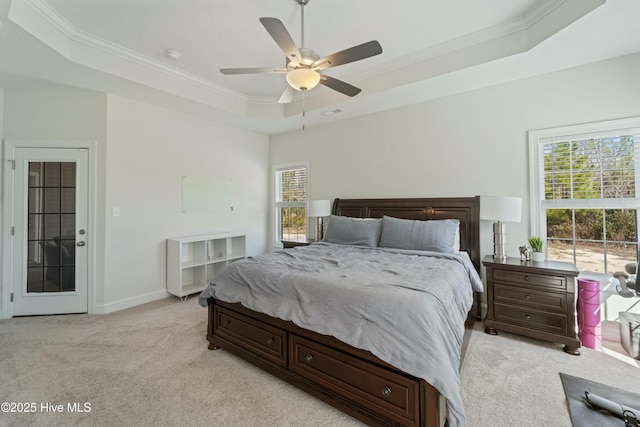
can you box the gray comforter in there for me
[199,242,483,427]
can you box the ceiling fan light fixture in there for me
[286,68,321,91]
[220,0,382,103]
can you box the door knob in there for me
[77,241,86,247]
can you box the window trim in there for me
[271,161,309,248]
[528,116,640,272]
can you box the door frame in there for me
[2,139,97,318]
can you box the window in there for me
[529,117,640,274]
[274,163,308,244]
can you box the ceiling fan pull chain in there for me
[302,89,306,131]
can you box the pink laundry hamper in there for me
[576,278,601,350]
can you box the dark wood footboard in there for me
[207,299,445,427]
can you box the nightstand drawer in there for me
[493,268,567,290]
[494,284,567,313]
[494,304,567,335]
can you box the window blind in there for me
[276,168,307,203]
[542,128,640,206]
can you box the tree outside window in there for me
[530,119,640,274]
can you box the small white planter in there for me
[532,251,545,262]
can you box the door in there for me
[9,146,89,316]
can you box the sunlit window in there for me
[274,164,307,245]
[529,118,640,273]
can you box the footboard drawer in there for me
[214,306,287,366]
[290,334,420,426]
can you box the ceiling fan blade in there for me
[220,67,286,75]
[278,86,297,104]
[259,17,302,63]
[319,75,361,97]
[312,40,382,71]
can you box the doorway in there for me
[3,141,94,316]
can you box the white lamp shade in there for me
[480,196,522,223]
[307,199,331,217]
[286,68,321,91]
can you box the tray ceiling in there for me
[1,0,639,135]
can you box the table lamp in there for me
[480,196,522,261]
[308,199,331,241]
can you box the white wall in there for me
[102,94,268,312]
[269,52,640,260]
[1,86,108,318]
[1,85,269,316]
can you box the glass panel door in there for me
[26,162,77,293]
[8,144,89,316]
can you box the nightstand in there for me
[281,238,316,249]
[483,255,581,355]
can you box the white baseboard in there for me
[92,290,170,314]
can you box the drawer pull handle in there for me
[305,354,314,363]
[525,314,531,320]
[381,386,391,397]
[524,295,531,301]
[225,319,231,325]
[266,337,274,346]
[525,275,531,281]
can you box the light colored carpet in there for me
[461,322,639,426]
[0,298,638,427]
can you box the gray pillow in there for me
[323,215,383,247]
[378,216,460,253]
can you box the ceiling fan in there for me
[220,0,383,104]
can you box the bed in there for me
[200,197,482,427]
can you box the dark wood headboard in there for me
[332,196,481,274]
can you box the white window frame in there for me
[272,161,309,247]
[528,116,640,274]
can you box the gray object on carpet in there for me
[560,373,640,427]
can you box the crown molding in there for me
[309,0,604,106]
[524,0,566,25]
[7,0,607,123]
[9,0,271,115]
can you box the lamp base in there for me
[493,221,508,261]
[315,217,324,241]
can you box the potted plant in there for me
[528,236,545,262]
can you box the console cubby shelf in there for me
[167,232,246,298]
